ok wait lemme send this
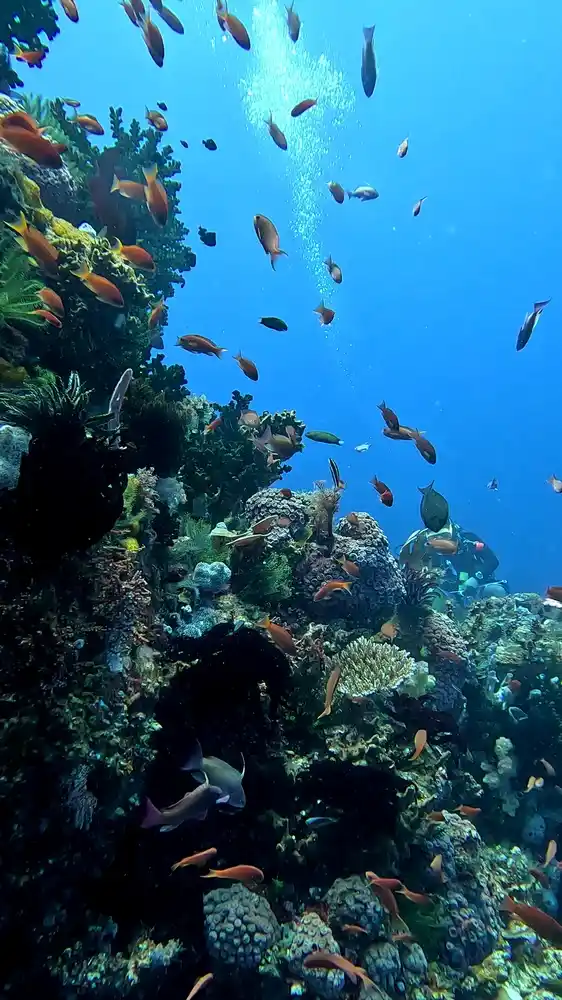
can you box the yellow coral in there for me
[121,537,142,553]
[49,216,95,250]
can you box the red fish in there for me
[171,847,218,871]
[6,212,59,272]
[142,13,165,65]
[368,881,400,918]
[32,308,61,328]
[111,175,147,201]
[378,400,399,431]
[314,301,335,325]
[291,98,317,117]
[13,44,47,67]
[216,4,251,49]
[529,867,550,889]
[112,238,155,271]
[234,352,258,381]
[303,952,374,989]
[60,0,80,22]
[366,873,403,890]
[143,164,168,226]
[396,888,432,905]
[38,287,64,317]
[148,298,166,328]
[258,616,296,655]
[201,865,264,884]
[158,5,184,33]
[73,114,104,135]
[0,126,66,166]
[454,805,481,818]
[500,896,562,945]
[186,974,213,1000]
[410,729,427,760]
[371,476,393,507]
[176,335,225,357]
[313,580,352,602]
[317,666,341,720]
[71,263,124,307]
[411,430,436,464]
[279,488,292,498]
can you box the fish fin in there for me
[97,226,108,239]
[110,175,121,194]
[534,298,551,311]
[363,25,375,42]
[70,261,90,280]
[11,236,29,251]
[182,739,204,773]
[141,797,163,829]
[5,212,28,236]
[499,895,514,913]
[270,248,287,270]
[257,615,270,628]
[159,825,176,833]
[239,752,246,780]
[143,163,158,184]
[110,237,123,251]
[216,794,230,805]
[213,346,226,358]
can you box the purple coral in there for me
[298,513,405,620]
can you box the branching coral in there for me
[0,1,59,90]
[334,635,433,699]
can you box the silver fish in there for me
[348,186,379,201]
[354,442,370,453]
[361,25,377,97]
[183,740,246,809]
[141,778,228,832]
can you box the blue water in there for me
[36,0,562,594]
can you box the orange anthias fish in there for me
[38,287,64,317]
[317,665,341,720]
[201,865,264,884]
[253,214,287,269]
[547,475,562,494]
[336,556,360,578]
[176,335,226,358]
[111,175,147,201]
[143,164,168,226]
[313,580,352,602]
[427,537,458,555]
[146,108,168,131]
[291,98,317,117]
[60,0,80,22]
[314,302,335,325]
[379,620,398,640]
[303,952,374,989]
[0,110,43,133]
[171,847,218,871]
[530,867,550,889]
[234,352,258,381]
[13,43,47,67]
[371,476,394,507]
[148,298,167,327]
[410,729,428,761]
[6,213,59,272]
[204,416,222,435]
[396,888,432,905]
[366,873,403,890]
[142,13,165,65]
[252,515,279,534]
[342,924,369,935]
[112,238,155,272]
[0,124,66,166]
[426,811,445,821]
[500,896,562,945]
[71,263,124,307]
[73,114,104,135]
[346,512,359,525]
[378,401,400,431]
[216,3,251,49]
[186,973,214,1000]
[392,931,416,943]
[411,430,437,464]
[32,308,61,328]
[368,881,400,918]
[454,805,481,818]
[258,616,296,656]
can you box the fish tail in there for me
[499,895,515,913]
[200,870,218,879]
[182,739,204,773]
[141,797,163,828]
[270,249,287,270]
[363,25,375,42]
[110,237,123,252]
[143,163,158,184]
[70,261,90,281]
[110,175,121,194]
[257,615,271,629]
[5,211,28,236]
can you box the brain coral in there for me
[297,512,406,620]
[285,910,344,998]
[203,883,279,970]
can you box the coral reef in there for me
[204,884,279,971]
[285,911,344,998]
[0,3,59,90]
[333,635,435,700]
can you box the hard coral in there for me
[285,910,345,998]
[334,636,432,699]
[204,883,279,970]
[0,2,59,90]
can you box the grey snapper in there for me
[361,25,377,97]
[183,741,246,809]
[348,186,379,201]
[141,779,228,832]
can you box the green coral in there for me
[0,235,44,331]
[232,551,293,605]
[0,2,59,90]
[180,390,305,523]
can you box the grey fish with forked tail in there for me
[141,778,228,832]
[183,740,246,809]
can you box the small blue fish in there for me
[305,816,339,828]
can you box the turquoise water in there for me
[38,0,562,593]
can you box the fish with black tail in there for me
[419,482,449,532]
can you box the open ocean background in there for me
[36,0,562,594]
